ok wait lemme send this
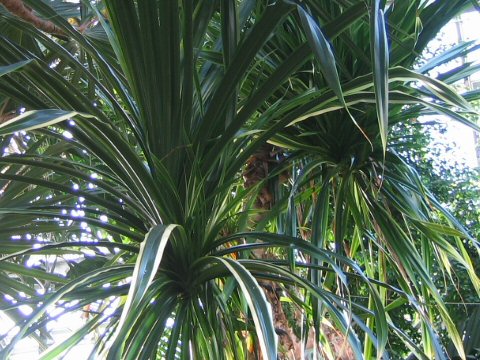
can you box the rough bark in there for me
[243,145,355,359]
[243,144,304,358]
[242,143,277,211]
[321,324,355,360]
[0,113,15,124]
[260,280,302,359]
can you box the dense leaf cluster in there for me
[0,1,479,359]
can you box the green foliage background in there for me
[0,1,479,359]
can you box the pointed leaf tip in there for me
[371,0,389,153]
[0,109,94,135]
[0,59,33,77]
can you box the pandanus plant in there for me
[0,0,479,359]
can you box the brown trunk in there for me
[243,145,354,360]
[243,144,303,358]
[0,113,15,124]
[242,143,277,212]
[321,323,355,360]
[260,280,302,359]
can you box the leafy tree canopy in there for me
[0,1,479,359]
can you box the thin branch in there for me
[0,0,65,36]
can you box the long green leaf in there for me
[108,224,179,359]
[0,59,33,77]
[209,257,277,360]
[297,6,345,108]
[371,0,389,153]
[0,109,94,135]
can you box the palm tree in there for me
[0,0,478,359]
[265,2,480,357]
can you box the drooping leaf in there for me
[108,224,180,359]
[371,0,389,153]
